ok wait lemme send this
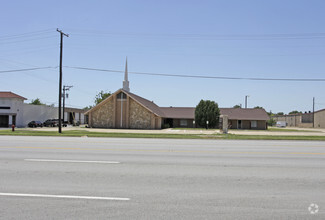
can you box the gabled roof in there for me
[0,91,27,100]
[85,89,164,117]
[220,108,270,120]
[85,89,121,115]
[160,107,195,119]
[126,91,165,117]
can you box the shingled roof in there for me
[0,91,27,100]
[159,107,195,119]
[220,108,269,120]
[86,89,269,121]
[126,91,165,117]
[159,107,269,121]
[85,89,165,117]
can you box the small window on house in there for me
[251,120,257,128]
[117,92,126,100]
[180,119,188,127]
[0,107,10,109]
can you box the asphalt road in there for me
[0,136,324,219]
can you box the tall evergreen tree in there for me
[195,100,220,128]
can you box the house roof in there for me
[64,107,87,113]
[126,91,165,117]
[220,108,270,120]
[0,91,27,100]
[159,107,269,121]
[160,107,195,119]
[85,89,164,117]
[85,88,269,121]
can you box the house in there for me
[220,108,269,130]
[85,61,270,130]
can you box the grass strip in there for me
[0,129,325,141]
[267,128,319,132]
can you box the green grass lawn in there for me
[172,127,214,130]
[1,129,325,141]
[268,127,319,132]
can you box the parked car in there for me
[43,119,58,127]
[276,121,287,128]
[53,119,68,127]
[28,121,43,128]
[43,119,68,127]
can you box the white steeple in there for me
[123,57,130,92]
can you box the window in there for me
[117,92,126,100]
[180,119,188,127]
[251,120,257,128]
[0,106,10,109]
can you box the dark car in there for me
[43,119,68,127]
[43,119,58,127]
[28,121,43,128]
[52,119,68,127]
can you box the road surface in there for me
[0,136,324,219]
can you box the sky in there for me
[1,0,325,114]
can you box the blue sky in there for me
[1,0,325,114]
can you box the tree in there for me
[83,105,93,110]
[195,100,220,128]
[276,112,284,115]
[267,118,276,126]
[94,90,111,105]
[233,104,241,108]
[30,98,44,105]
[254,106,263,109]
[289,110,302,115]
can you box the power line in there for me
[1,36,57,44]
[0,29,54,40]
[64,66,325,82]
[0,67,57,74]
[67,29,325,40]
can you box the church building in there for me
[86,60,165,129]
[85,60,269,130]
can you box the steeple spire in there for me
[123,57,130,92]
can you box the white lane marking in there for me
[0,193,129,201]
[24,159,120,164]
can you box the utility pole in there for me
[313,97,315,128]
[63,85,73,124]
[57,29,69,133]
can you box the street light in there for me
[245,95,250,108]
[193,120,195,128]
[206,120,209,130]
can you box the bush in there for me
[162,123,170,129]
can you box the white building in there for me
[0,91,87,128]
[0,92,58,127]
